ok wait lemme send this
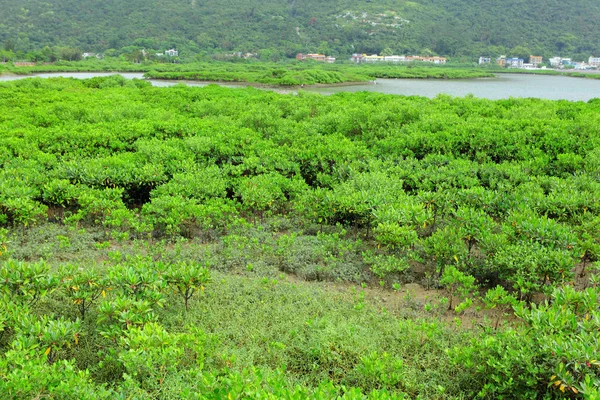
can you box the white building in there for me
[383,55,406,62]
[351,54,364,63]
[405,56,447,64]
[561,58,573,66]
[549,57,562,67]
[164,49,179,57]
[478,56,491,64]
[351,53,445,64]
[506,58,524,68]
[588,56,600,67]
[363,54,384,63]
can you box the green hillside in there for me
[0,0,599,61]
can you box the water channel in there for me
[1,71,599,101]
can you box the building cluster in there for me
[479,55,545,69]
[296,53,336,63]
[78,49,177,60]
[351,54,447,64]
[588,57,600,67]
[150,48,179,58]
[479,55,600,70]
[548,56,600,70]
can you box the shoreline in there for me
[154,78,377,90]
[0,70,377,89]
[492,68,600,79]
[6,68,600,93]
[2,62,497,85]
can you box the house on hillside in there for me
[307,53,325,61]
[164,49,178,57]
[588,56,600,68]
[405,55,446,64]
[296,53,335,63]
[496,55,506,67]
[549,56,562,67]
[561,58,573,67]
[479,56,491,64]
[383,55,406,62]
[351,53,444,64]
[351,54,364,63]
[352,54,407,63]
[352,54,402,63]
[428,56,447,64]
[529,55,543,66]
[363,54,384,63]
[506,58,524,68]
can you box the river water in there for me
[1,71,599,101]
[308,74,600,101]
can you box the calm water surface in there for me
[307,74,600,101]
[2,72,599,101]
[0,72,252,90]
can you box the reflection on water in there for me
[1,72,599,101]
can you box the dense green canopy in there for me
[1,77,599,398]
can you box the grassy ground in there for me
[2,222,486,399]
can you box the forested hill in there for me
[1,0,599,60]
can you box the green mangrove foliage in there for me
[1,60,495,85]
[2,77,600,288]
[1,258,598,398]
[142,63,494,85]
[1,76,600,397]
